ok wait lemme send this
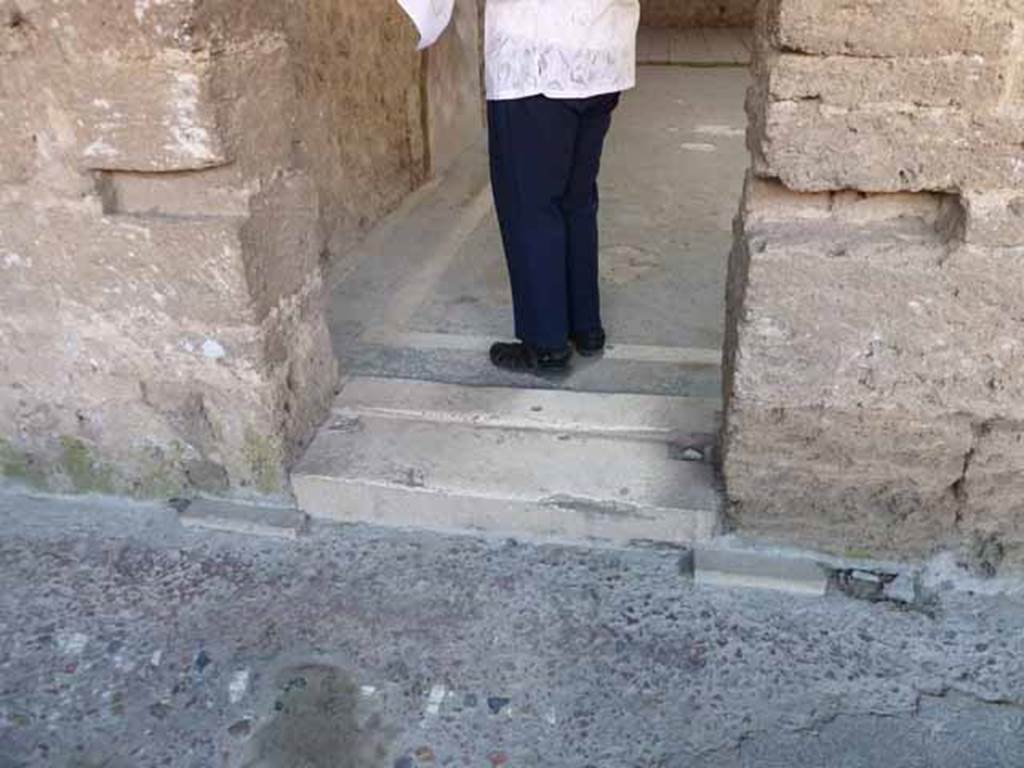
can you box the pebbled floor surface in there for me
[1,492,1023,768]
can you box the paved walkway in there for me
[1,492,1023,767]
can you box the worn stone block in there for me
[70,52,227,172]
[724,178,1024,560]
[763,52,1005,110]
[739,173,944,227]
[294,0,427,253]
[178,497,308,539]
[760,0,1018,57]
[258,271,340,460]
[0,192,337,497]
[0,204,255,326]
[240,172,323,320]
[959,189,1024,247]
[96,169,253,218]
[722,404,969,557]
[93,169,323,325]
[210,36,298,179]
[748,89,1024,192]
[728,205,1024,417]
[0,0,454,505]
[694,547,829,596]
[960,422,1024,565]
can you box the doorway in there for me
[292,19,754,545]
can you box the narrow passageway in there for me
[327,30,750,397]
[292,31,752,542]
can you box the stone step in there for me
[332,376,720,444]
[293,378,723,546]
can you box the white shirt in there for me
[484,0,641,101]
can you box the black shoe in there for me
[489,342,571,373]
[572,329,606,357]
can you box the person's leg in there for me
[561,92,620,353]
[487,96,578,368]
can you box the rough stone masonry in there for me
[4,0,1024,573]
[0,0,480,500]
[723,0,1024,567]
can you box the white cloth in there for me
[396,0,640,100]
[485,0,640,101]
[397,0,456,50]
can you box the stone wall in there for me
[427,0,484,174]
[640,0,756,27]
[723,0,1024,569]
[0,0,479,500]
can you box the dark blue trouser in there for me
[487,92,620,350]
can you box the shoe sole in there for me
[490,359,571,375]
[534,365,571,380]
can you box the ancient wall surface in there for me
[724,0,1024,569]
[640,0,756,27]
[427,0,484,175]
[0,0,469,500]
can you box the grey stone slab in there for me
[343,342,724,398]
[332,376,719,440]
[293,411,721,546]
[695,547,829,596]
[178,498,307,540]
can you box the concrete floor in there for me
[327,40,749,397]
[2,492,1024,767]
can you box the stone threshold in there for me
[166,493,933,605]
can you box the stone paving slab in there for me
[178,498,308,540]
[332,376,719,440]
[694,547,830,596]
